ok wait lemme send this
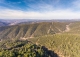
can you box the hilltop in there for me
[0,22,68,40]
[0,20,80,57]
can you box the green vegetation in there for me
[28,34,80,57]
[0,22,68,39]
[0,40,58,57]
[67,22,80,34]
[27,21,80,57]
[0,21,80,57]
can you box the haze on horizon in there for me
[0,0,80,20]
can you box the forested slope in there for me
[0,21,80,57]
[0,22,68,39]
[0,39,58,57]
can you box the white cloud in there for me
[72,0,80,8]
[1,0,80,20]
[25,0,61,11]
[0,9,80,19]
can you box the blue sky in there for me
[0,0,80,19]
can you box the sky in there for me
[0,0,80,19]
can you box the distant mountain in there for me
[0,19,78,26]
[0,21,9,27]
[0,19,36,26]
[0,19,50,26]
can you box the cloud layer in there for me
[0,9,80,19]
[0,0,80,19]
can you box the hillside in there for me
[67,21,80,34]
[28,34,80,57]
[0,22,68,40]
[27,21,80,57]
[0,39,59,57]
[0,21,80,57]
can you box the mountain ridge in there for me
[0,22,68,40]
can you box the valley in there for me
[0,20,80,57]
[1,0,80,57]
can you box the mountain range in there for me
[0,22,68,40]
[0,19,80,57]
